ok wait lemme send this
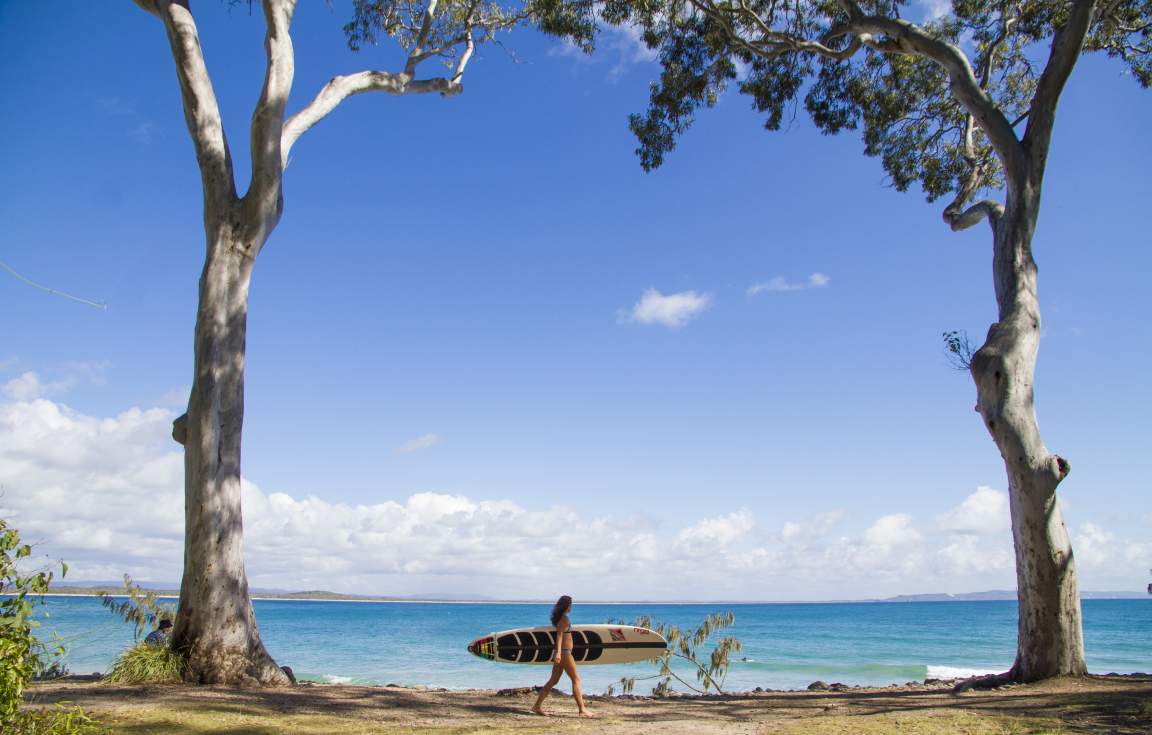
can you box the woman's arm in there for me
[554,615,569,663]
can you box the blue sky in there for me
[1,1,1149,601]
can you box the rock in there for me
[807,680,830,691]
[829,683,850,692]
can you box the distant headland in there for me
[41,584,1148,604]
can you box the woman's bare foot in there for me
[530,707,548,716]
[578,710,597,718]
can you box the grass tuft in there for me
[6,704,106,734]
[103,643,184,685]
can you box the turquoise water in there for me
[32,597,1151,693]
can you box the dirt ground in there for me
[26,674,1152,734]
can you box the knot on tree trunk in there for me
[1053,454,1070,480]
[172,413,188,446]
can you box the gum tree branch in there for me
[245,0,297,226]
[281,70,462,165]
[136,0,237,206]
[846,12,1026,184]
[1025,0,1098,169]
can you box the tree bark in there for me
[170,212,288,686]
[970,183,1086,682]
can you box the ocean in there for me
[32,597,1151,694]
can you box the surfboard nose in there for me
[468,636,494,660]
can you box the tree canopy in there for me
[536,0,1150,216]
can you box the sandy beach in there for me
[25,674,1152,734]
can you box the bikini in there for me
[559,617,573,656]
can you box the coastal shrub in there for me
[104,642,184,685]
[97,575,176,641]
[606,611,742,696]
[1,516,67,727]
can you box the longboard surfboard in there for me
[467,624,667,665]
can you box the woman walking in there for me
[531,595,594,717]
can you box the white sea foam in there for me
[323,674,354,684]
[926,665,1005,680]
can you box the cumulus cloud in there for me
[678,510,754,550]
[604,23,659,80]
[3,371,79,400]
[2,388,1146,600]
[865,513,923,548]
[780,510,844,544]
[621,288,712,328]
[395,433,442,454]
[936,486,1009,535]
[747,273,830,295]
[548,19,657,81]
[1074,523,1116,567]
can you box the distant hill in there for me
[42,583,1147,604]
[883,590,1147,602]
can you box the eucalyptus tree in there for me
[535,0,1150,681]
[128,0,538,685]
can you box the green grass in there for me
[770,711,1068,734]
[5,704,107,735]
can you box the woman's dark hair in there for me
[550,595,572,626]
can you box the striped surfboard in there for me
[467,624,667,665]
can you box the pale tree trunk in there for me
[130,0,484,685]
[927,0,1097,683]
[970,182,1086,682]
[137,0,291,686]
[171,214,288,685]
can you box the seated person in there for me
[144,619,173,646]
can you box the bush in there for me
[607,611,742,696]
[97,575,175,641]
[104,642,185,685]
[1,517,66,726]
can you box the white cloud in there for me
[1074,523,1116,567]
[605,23,659,81]
[678,510,754,549]
[395,433,442,454]
[937,486,1009,535]
[3,389,1146,599]
[621,288,712,328]
[748,273,830,295]
[917,0,952,21]
[3,371,73,401]
[780,510,844,544]
[864,513,923,548]
[548,20,657,81]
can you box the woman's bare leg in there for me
[531,664,563,715]
[562,655,594,717]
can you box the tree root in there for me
[952,670,1017,693]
